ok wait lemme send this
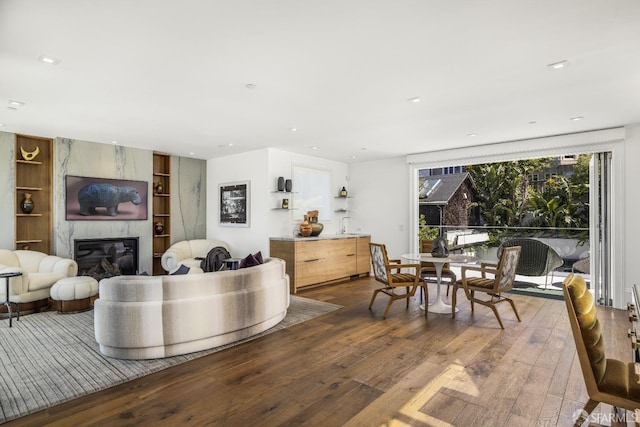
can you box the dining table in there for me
[402,252,478,314]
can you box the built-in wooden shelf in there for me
[15,135,53,253]
[152,152,171,276]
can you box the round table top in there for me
[401,253,478,264]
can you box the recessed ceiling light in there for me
[310,146,318,150]
[0,123,5,127]
[245,83,256,89]
[548,60,568,70]
[570,116,584,121]
[290,127,298,132]
[37,54,61,65]
[408,97,421,103]
[351,155,357,159]
[9,100,25,107]
[111,141,118,144]
[189,151,195,155]
[227,143,234,146]
[467,133,477,137]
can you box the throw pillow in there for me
[239,253,261,269]
[254,251,264,264]
[170,264,190,275]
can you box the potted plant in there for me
[418,214,440,252]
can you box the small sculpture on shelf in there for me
[285,179,293,192]
[20,146,40,161]
[339,186,348,197]
[154,182,164,194]
[154,221,165,235]
[20,193,34,213]
[282,198,289,209]
[277,176,285,191]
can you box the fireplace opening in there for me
[74,237,139,280]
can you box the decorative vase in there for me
[299,215,313,237]
[340,186,348,197]
[155,182,163,194]
[277,176,285,191]
[431,236,449,258]
[154,221,165,235]
[20,193,34,214]
[285,179,292,192]
[310,222,324,236]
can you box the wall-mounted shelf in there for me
[272,208,297,211]
[335,209,349,213]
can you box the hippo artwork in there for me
[78,183,142,216]
[66,176,148,220]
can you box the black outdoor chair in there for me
[498,238,564,288]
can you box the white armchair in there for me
[0,249,78,304]
[161,240,230,274]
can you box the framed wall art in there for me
[65,175,148,220]
[219,181,250,227]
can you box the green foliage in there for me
[527,174,588,229]
[418,214,439,240]
[466,158,551,227]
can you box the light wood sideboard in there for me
[270,235,371,293]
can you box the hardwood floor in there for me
[7,276,633,426]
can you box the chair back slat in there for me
[497,246,521,290]
[369,243,389,284]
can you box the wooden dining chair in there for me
[451,245,522,329]
[369,242,424,319]
[563,273,640,426]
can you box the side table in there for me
[1,271,22,327]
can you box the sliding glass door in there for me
[590,152,613,306]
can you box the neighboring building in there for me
[418,172,480,228]
[529,154,579,190]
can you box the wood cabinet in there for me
[152,153,171,275]
[270,235,370,293]
[14,135,53,253]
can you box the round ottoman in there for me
[50,276,99,313]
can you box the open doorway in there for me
[416,153,608,301]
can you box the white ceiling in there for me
[1,1,639,163]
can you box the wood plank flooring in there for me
[6,276,634,426]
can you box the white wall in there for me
[349,157,412,259]
[207,148,349,258]
[623,124,640,303]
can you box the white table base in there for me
[420,261,459,314]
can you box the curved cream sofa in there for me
[94,257,290,359]
[0,249,78,304]
[160,239,230,273]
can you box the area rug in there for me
[0,295,342,423]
